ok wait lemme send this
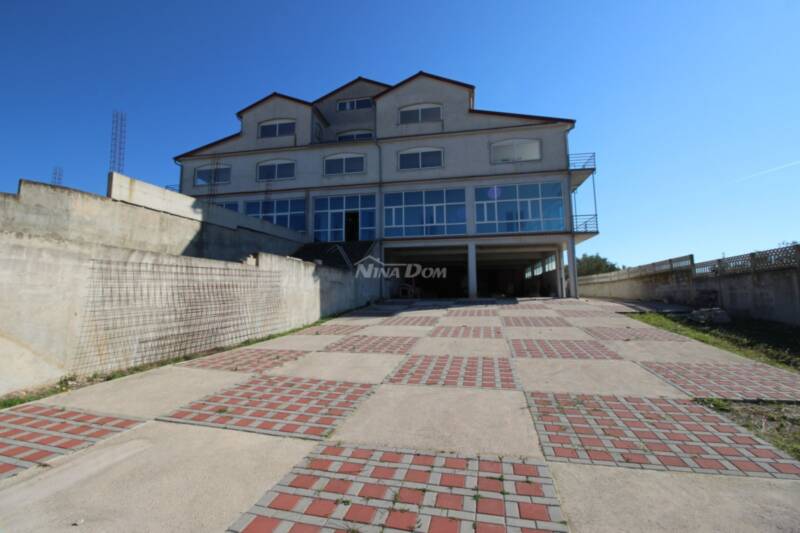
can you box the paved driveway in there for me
[1,298,799,532]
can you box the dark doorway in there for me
[345,212,360,242]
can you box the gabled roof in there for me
[470,108,575,124]
[373,71,475,100]
[313,76,391,103]
[235,92,314,118]
[174,132,241,159]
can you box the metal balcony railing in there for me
[569,152,596,170]
[572,214,598,233]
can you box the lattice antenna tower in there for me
[51,166,63,186]
[109,110,127,173]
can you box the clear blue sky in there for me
[1,0,797,265]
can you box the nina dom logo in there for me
[355,255,447,279]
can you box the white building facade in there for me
[175,72,598,298]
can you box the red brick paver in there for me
[526,392,800,479]
[509,339,621,360]
[183,348,308,373]
[322,335,419,354]
[297,325,366,336]
[640,362,800,400]
[430,326,503,338]
[445,309,498,317]
[228,443,567,533]
[501,316,571,327]
[583,327,688,342]
[380,316,440,327]
[0,404,143,479]
[158,376,375,440]
[386,355,519,390]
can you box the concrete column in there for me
[467,242,478,298]
[555,249,565,298]
[567,237,578,298]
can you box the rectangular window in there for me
[244,198,306,232]
[491,139,542,163]
[383,188,466,237]
[259,121,295,138]
[338,131,373,141]
[337,98,373,111]
[194,167,231,186]
[257,161,295,181]
[214,201,238,212]
[313,194,376,242]
[474,181,564,234]
[398,149,443,170]
[325,155,365,176]
[399,105,442,124]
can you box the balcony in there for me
[569,152,599,239]
[569,152,596,170]
[573,214,598,233]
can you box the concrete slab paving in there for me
[34,365,245,419]
[396,308,449,317]
[324,316,386,326]
[550,462,800,533]
[497,308,561,317]
[332,384,542,456]
[0,421,315,533]
[254,334,344,351]
[265,351,405,383]
[562,315,655,328]
[436,315,503,327]
[514,359,689,397]
[606,339,749,363]
[504,326,596,340]
[356,325,433,337]
[410,336,511,357]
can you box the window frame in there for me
[383,188,466,238]
[337,130,374,142]
[244,197,306,233]
[193,164,232,186]
[256,159,296,182]
[490,138,542,164]
[336,97,373,112]
[214,201,239,213]
[312,193,376,242]
[475,181,565,235]
[397,147,444,171]
[258,118,296,139]
[323,153,367,176]
[398,103,443,125]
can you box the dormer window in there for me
[398,148,443,170]
[324,153,365,176]
[194,164,231,186]
[259,119,295,138]
[337,98,373,111]
[491,139,541,163]
[338,130,374,142]
[399,104,442,124]
[257,159,295,181]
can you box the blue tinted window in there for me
[330,230,343,242]
[542,182,562,197]
[245,202,259,215]
[477,223,496,234]
[399,153,419,169]
[519,184,540,199]
[426,225,445,235]
[290,214,305,231]
[424,190,444,204]
[385,193,402,206]
[275,215,288,227]
[314,213,328,230]
[420,150,442,168]
[325,158,343,175]
[404,191,423,205]
[360,195,375,208]
[404,206,424,225]
[405,226,424,236]
[447,224,467,235]
[446,189,465,203]
[331,212,343,229]
[345,196,359,209]
[498,186,517,200]
[345,156,364,173]
[361,209,375,228]
[475,187,493,201]
[386,227,403,237]
[314,197,328,211]
[276,200,289,212]
[447,204,466,223]
[264,202,274,214]
[329,196,344,210]
[290,199,305,211]
[360,228,375,240]
[542,199,564,219]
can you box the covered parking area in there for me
[382,235,578,299]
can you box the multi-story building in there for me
[174,72,598,298]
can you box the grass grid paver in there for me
[298,325,367,336]
[640,362,800,400]
[227,443,568,533]
[380,316,440,327]
[385,355,519,390]
[526,392,800,479]
[182,348,309,373]
[0,403,143,479]
[583,326,689,342]
[430,326,504,339]
[500,316,571,328]
[508,339,622,360]
[323,335,419,354]
[158,376,376,441]
[445,309,498,317]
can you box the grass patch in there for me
[629,313,800,370]
[699,399,800,460]
[0,305,362,410]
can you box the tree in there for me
[577,253,620,277]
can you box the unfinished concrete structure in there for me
[175,72,599,298]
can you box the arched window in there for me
[324,153,365,176]
[398,147,443,170]
[257,159,295,181]
[490,139,542,163]
[399,103,442,124]
[193,164,231,186]
[258,118,296,138]
[337,130,374,142]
